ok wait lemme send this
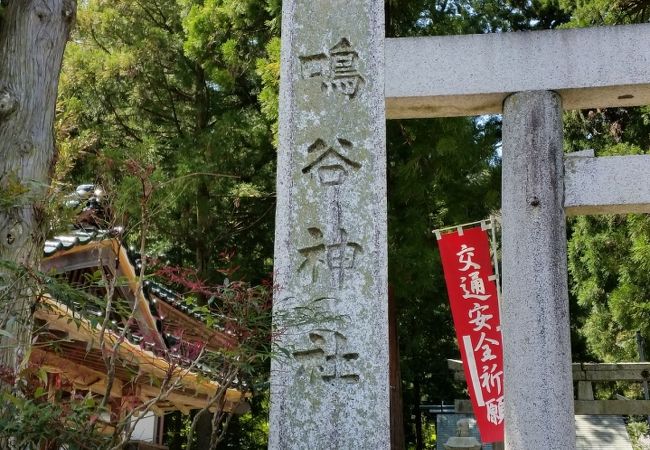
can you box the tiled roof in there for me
[43,227,215,332]
[42,185,235,359]
[143,281,197,319]
[44,183,118,256]
[44,228,119,256]
[44,185,180,315]
[38,188,247,394]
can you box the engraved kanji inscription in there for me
[302,138,361,186]
[328,39,364,98]
[298,227,361,285]
[293,331,360,383]
[299,53,328,79]
[299,38,365,99]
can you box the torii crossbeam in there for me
[385,24,650,119]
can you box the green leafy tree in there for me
[51,1,650,449]
[549,0,650,25]
[56,0,279,285]
[386,114,502,447]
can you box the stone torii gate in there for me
[269,1,650,449]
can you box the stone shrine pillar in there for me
[501,91,576,449]
[269,1,390,449]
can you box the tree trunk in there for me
[194,63,212,287]
[192,408,213,450]
[389,287,406,450]
[195,180,211,283]
[0,0,76,380]
[413,377,423,450]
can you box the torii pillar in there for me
[501,91,573,448]
[270,0,390,449]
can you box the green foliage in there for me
[628,420,650,450]
[387,115,501,444]
[53,1,279,447]
[56,0,278,284]
[569,211,650,361]
[564,108,650,154]
[0,172,30,210]
[217,394,269,449]
[1,242,274,448]
[384,1,566,444]
[551,0,650,26]
[256,37,281,145]
[0,2,5,31]
[386,0,569,37]
[0,330,110,450]
[0,382,110,449]
[406,416,436,450]
[163,396,269,449]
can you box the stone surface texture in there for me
[501,91,576,450]
[564,153,650,216]
[385,24,650,118]
[269,0,390,448]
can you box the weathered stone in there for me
[385,24,650,118]
[269,0,389,448]
[577,381,594,401]
[444,418,482,450]
[501,91,575,450]
[564,151,650,216]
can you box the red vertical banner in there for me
[437,225,504,443]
